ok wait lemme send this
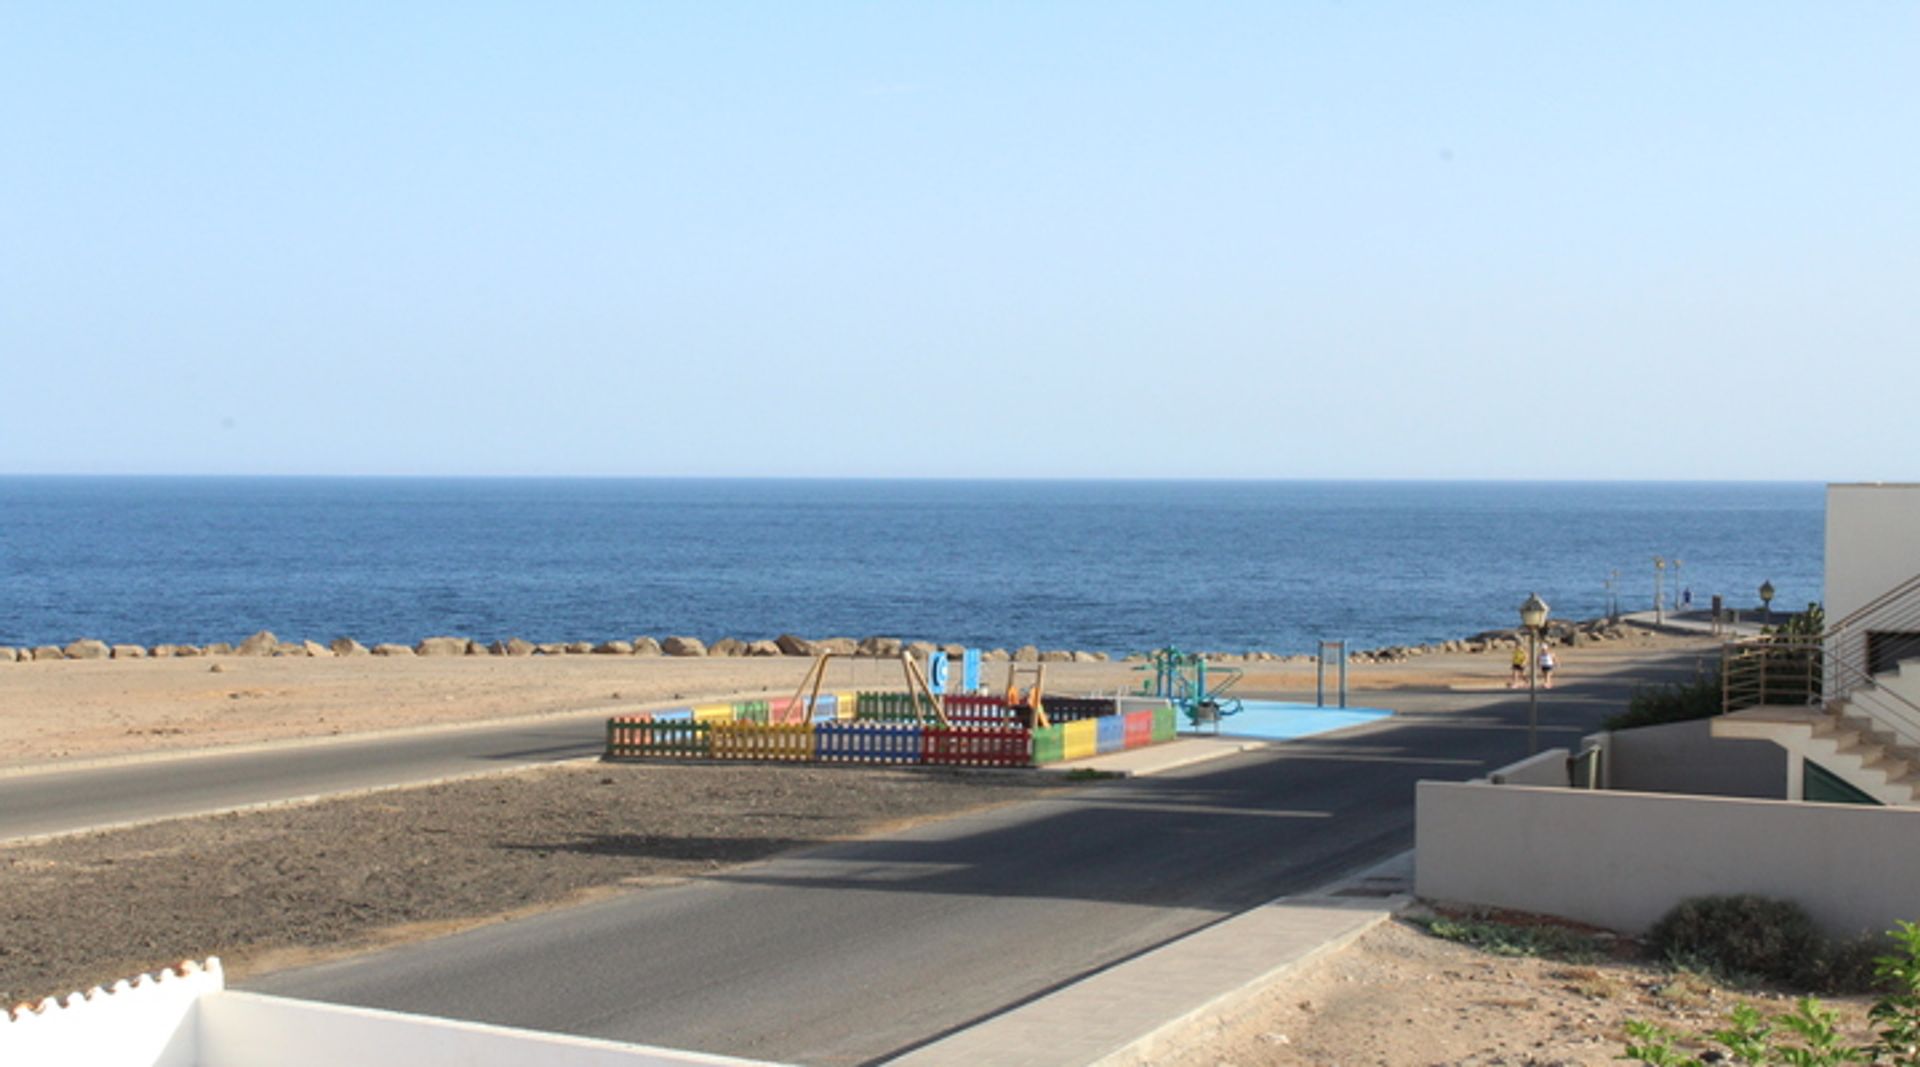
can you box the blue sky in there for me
[3,4,1915,479]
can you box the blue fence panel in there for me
[814,722,924,764]
[1095,715,1126,754]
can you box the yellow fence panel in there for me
[692,703,737,724]
[1062,719,1098,761]
[709,722,815,762]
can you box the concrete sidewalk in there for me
[1036,736,1273,778]
[889,850,1415,1066]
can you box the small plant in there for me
[1415,912,1608,963]
[1621,919,1920,1066]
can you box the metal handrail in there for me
[1723,636,1920,751]
[1721,570,1920,757]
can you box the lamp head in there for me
[1519,592,1550,631]
[1759,580,1775,605]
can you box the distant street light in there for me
[1760,580,1775,625]
[1519,592,1550,754]
[1654,557,1666,625]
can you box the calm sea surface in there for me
[0,478,1824,654]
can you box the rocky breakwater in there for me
[0,630,1120,665]
[1345,616,1638,664]
[0,620,1641,667]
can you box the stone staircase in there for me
[1715,656,1920,806]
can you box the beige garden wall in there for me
[1416,780,1920,938]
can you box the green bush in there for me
[1647,895,1828,987]
[1605,673,1724,731]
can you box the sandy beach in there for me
[0,623,1696,771]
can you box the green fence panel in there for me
[1030,724,1066,765]
[731,699,770,724]
[1151,704,1177,742]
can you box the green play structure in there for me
[1135,647,1244,729]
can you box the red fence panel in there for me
[920,726,1032,767]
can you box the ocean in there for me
[0,478,1824,655]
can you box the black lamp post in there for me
[1760,580,1775,625]
[1519,592,1550,753]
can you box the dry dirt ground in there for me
[1159,915,1879,1067]
[1,760,1065,1007]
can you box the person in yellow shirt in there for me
[1508,645,1528,689]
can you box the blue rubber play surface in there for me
[1197,699,1394,741]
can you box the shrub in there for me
[1646,895,1827,987]
[1605,673,1724,732]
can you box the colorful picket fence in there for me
[606,696,1178,767]
[1026,706,1177,766]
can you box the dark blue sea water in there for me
[0,478,1824,655]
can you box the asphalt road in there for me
[253,647,1707,1066]
[0,712,609,841]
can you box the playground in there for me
[602,646,1393,767]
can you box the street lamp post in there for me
[1654,557,1666,625]
[1519,592,1550,754]
[1674,558,1685,612]
[1760,580,1775,626]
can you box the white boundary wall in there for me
[1416,780,1920,937]
[3,958,776,1067]
[197,993,771,1067]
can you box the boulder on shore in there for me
[302,640,332,657]
[330,637,369,656]
[371,643,414,656]
[745,639,782,657]
[709,637,746,657]
[110,644,147,659]
[564,641,594,655]
[1012,645,1039,662]
[858,636,903,657]
[236,631,278,656]
[631,637,663,657]
[33,645,66,661]
[775,634,817,656]
[415,636,470,657]
[0,647,17,663]
[593,640,635,655]
[64,639,111,660]
[817,637,858,655]
[661,636,707,657]
[493,637,535,656]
